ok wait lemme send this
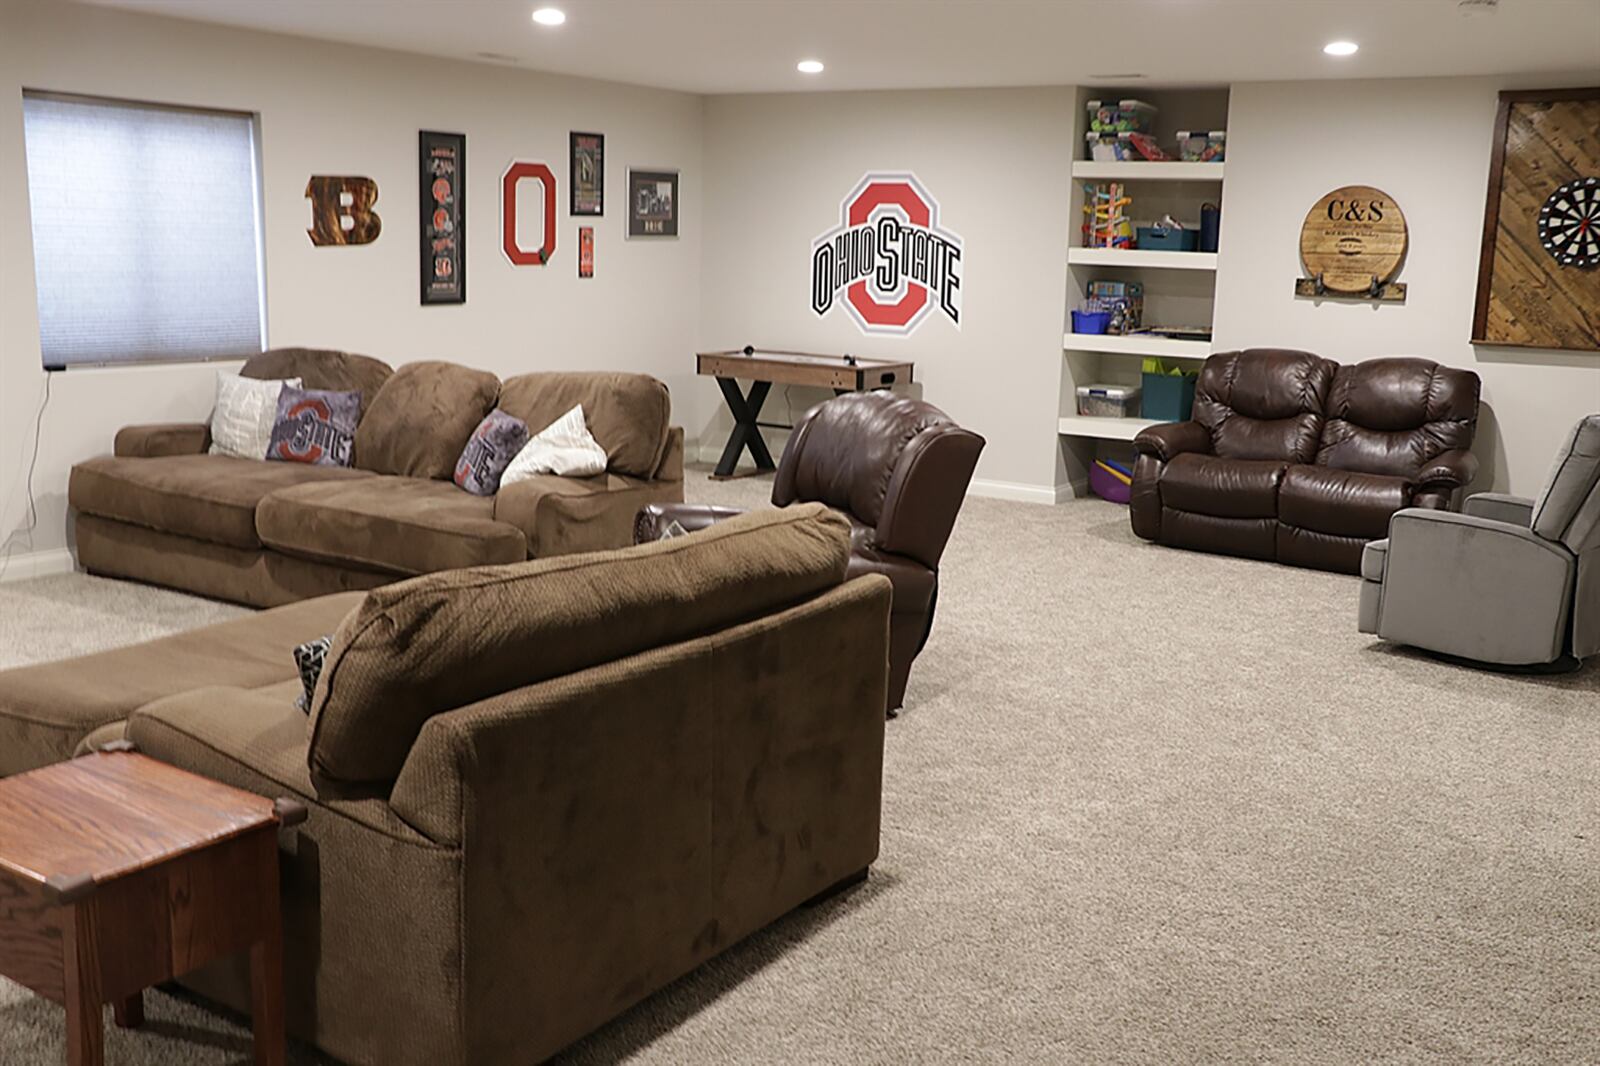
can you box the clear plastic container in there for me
[1076,384,1142,418]
[1085,132,1138,161]
[1087,99,1158,135]
[1176,129,1226,162]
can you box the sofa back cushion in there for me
[1532,414,1600,553]
[241,348,393,420]
[306,502,851,786]
[1316,358,1480,478]
[353,360,501,479]
[497,372,670,479]
[1192,349,1337,463]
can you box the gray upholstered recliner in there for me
[1358,415,1600,670]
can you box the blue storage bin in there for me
[1136,225,1199,252]
[1071,310,1112,334]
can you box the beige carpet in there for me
[2,467,1596,1065]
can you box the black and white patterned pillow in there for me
[293,635,333,713]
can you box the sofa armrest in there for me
[114,422,211,457]
[494,472,683,558]
[1414,448,1478,492]
[1464,492,1535,527]
[875,424,985,571]
[632,502,746,544]
[653,426,685,482]
[1133,421,1211,462]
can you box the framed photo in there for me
[570,131,604,216]
[419,130,466,304]
[627,168,678,239]
[578,225,594,278]
[1471,87,1599,352]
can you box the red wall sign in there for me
[501,161,557,266]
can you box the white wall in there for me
[699,89,1075,501]
[0,0,704,572]
[1215,76,1600,495]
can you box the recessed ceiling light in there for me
[1323,40,1359,56]
[797,59,825,74]
[532,7,566,26]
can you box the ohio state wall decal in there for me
[811,172,963,336]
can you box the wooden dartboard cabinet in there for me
[1471,87,1600,352]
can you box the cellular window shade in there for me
[22,93,265,366]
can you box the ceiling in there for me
[82,0,1600,94]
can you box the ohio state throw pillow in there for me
[266,386,360,467]
[453,408,530,496]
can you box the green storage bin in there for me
[1141,370,1197,423]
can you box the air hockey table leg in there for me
[711,377,776,479]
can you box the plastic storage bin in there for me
[1089,459,1134,505]
[1141,370,1198,422]
[1085,132,1138,161]
[1087,99,1158,135]
[1076,384,1142,419]
[1136,225,1199,252]
[1177,130,1226,162]
[1071,309,1112,334]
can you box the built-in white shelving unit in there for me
[1067,248,1217,271]
[1071,161,1225,182]
[1060,333,1211,359]
[1059,87,1232,493]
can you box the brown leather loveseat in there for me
[636,391,985,711]
[1131,349,1480,573]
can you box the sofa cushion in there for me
[497,372,670,479]
[1531,414,1600,552]
[1192,349,1336,463]
[241,348,394,421]
[256,476,528,576]
[70,454,375,550]
[0,592,365,777]
[354,360,501,479]
[1279,464,1411,540]
[1160,453,1287,519]
[1316,358,1480,478]
[307,502,851,786]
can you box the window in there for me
[21,92,266,367]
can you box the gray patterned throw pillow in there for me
[293,635,333,713]
[267,386,360,467]
[454,408,530,496]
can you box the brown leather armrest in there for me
[1133,421,1211,462]
[633,503,746,544]
[1414,448,1479,491]
[874,424,986,571]
[114,422,211,458]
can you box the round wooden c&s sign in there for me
[1299,186,1407,294]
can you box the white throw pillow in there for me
[209,371,301,459]
[500,404,608,485]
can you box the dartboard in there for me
[1537,176,1600,268]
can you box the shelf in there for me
[1068,248,1217,271]
[1062,333,1210,359]
[1057,414,1164,441]
[1072,161,1225,182]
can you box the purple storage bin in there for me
[1088,462,1132,504]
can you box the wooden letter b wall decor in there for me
[305,176,382,246]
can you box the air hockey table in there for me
[696,346,916,479]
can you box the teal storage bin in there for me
[1141,370,1197,423]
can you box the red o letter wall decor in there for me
[501,162,557,265]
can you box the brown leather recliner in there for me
[1131,349,1480,573]
[636,391,985,712]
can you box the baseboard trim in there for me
[0,547,76,583]
[968,479,1074,505]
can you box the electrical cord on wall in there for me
[0,371,53,582]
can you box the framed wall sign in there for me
[570,132,604,216]
[578,225,594,277]
[419,130,466,305]
[1295,185,1408,302]
[627,168,678,238]
[1472,87,1600,352]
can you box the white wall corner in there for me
[0,546,76,583]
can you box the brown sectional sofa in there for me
[0,506,891,1065]
[69,348,685,606]
[1130,349,1481,573]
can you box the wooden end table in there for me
[0,747,305,1065]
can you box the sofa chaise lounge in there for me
[1131,349,1481,573]
[68,347,685,607]
[0,505,891,1065]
